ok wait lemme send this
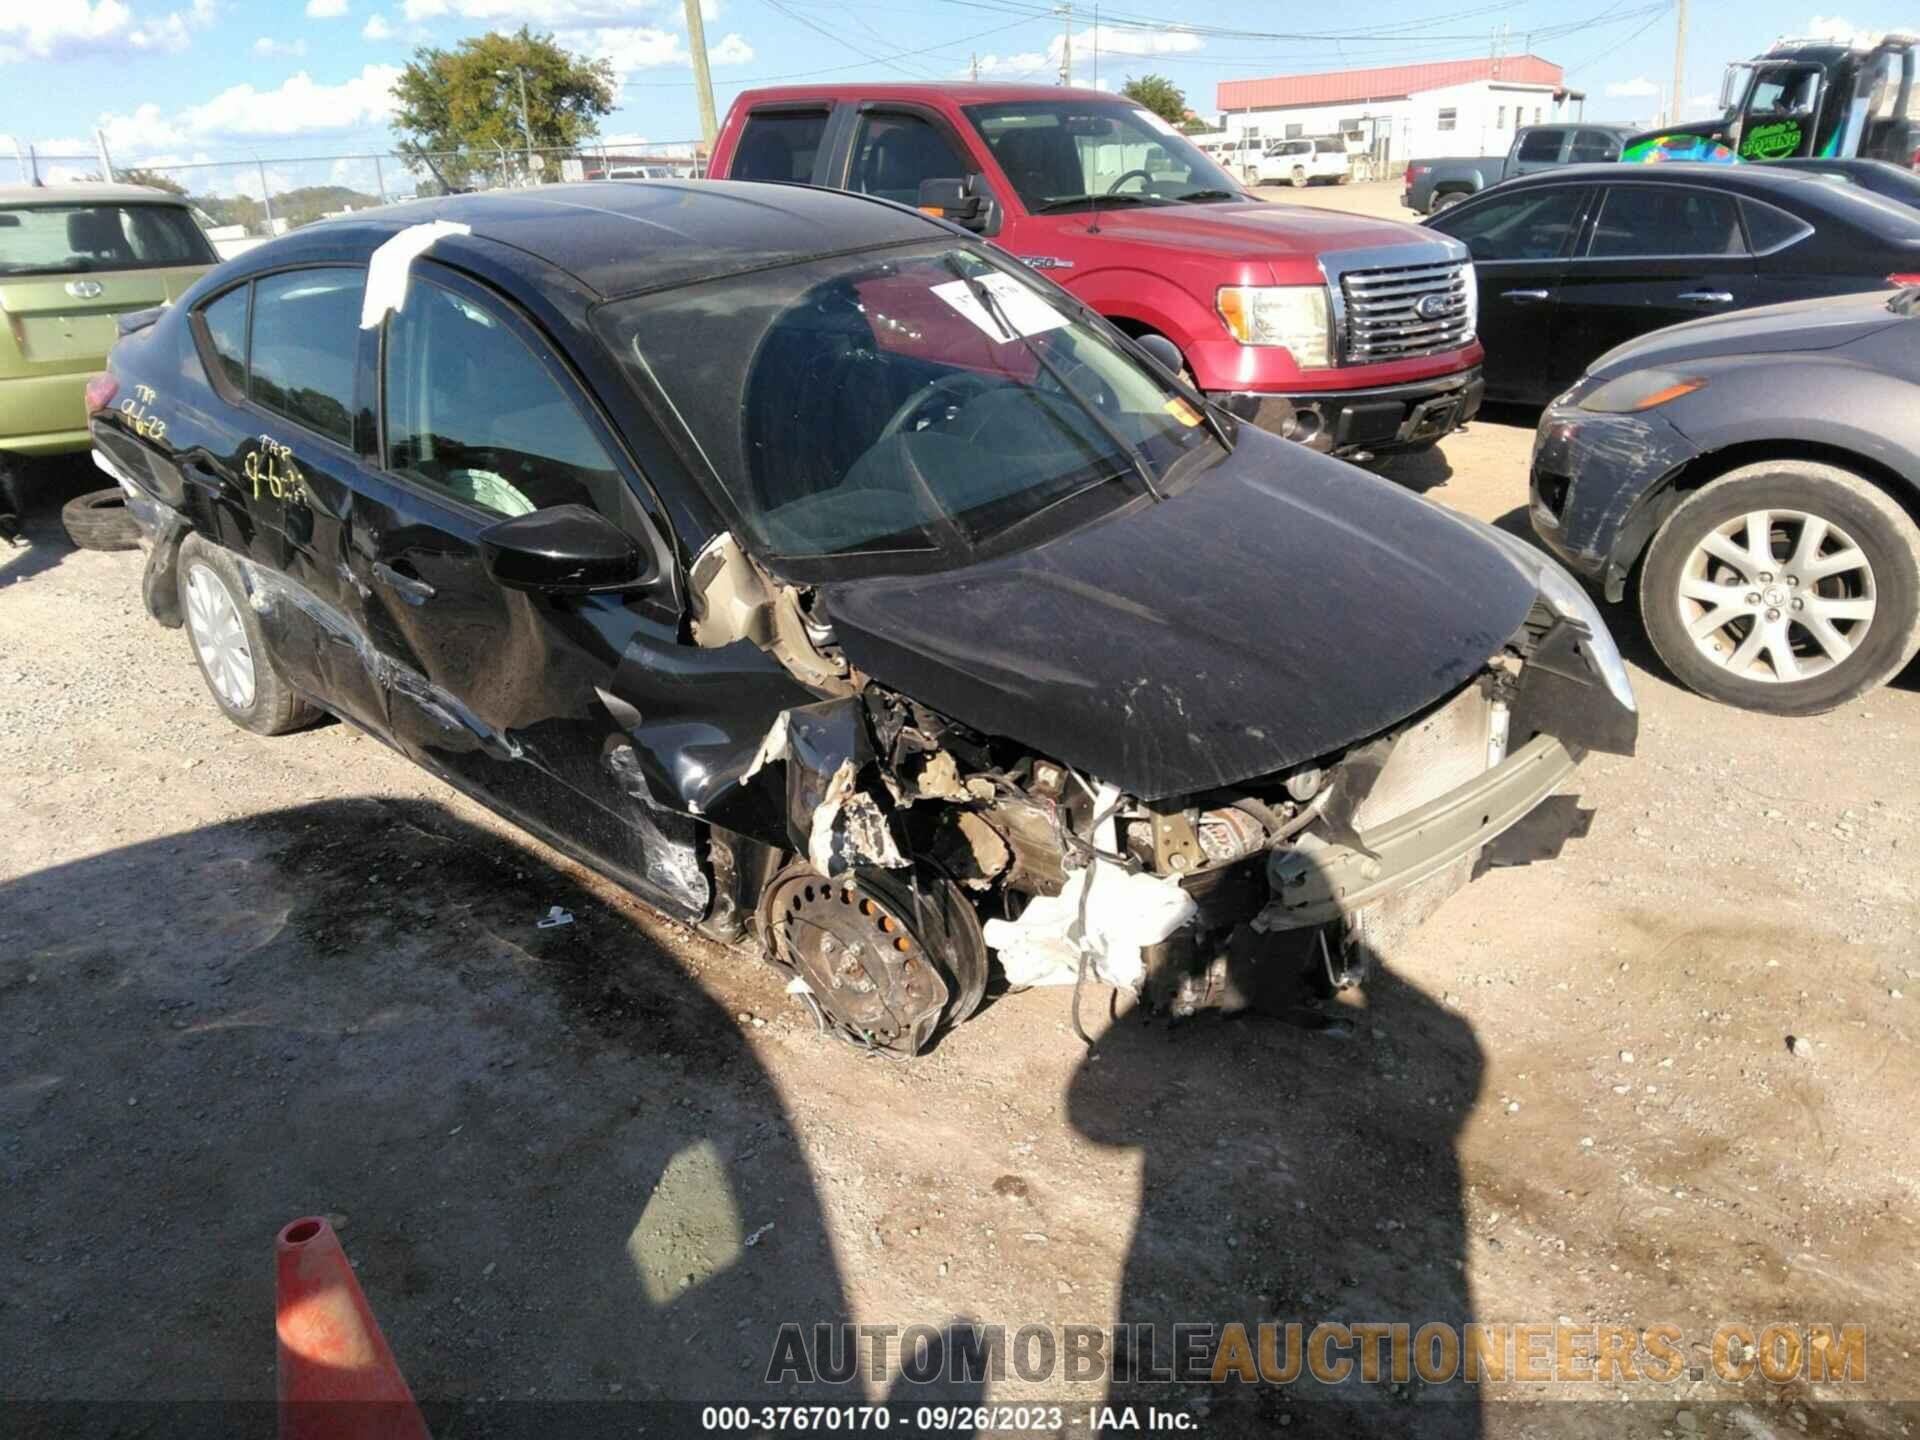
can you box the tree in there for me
[122,167,187,195]
[390,25,614,184]
[1121,74,1189,127]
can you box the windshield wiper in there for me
[940,254,1164,502]
[1034,193,1168,214]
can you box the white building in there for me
[1216,56,1589,173]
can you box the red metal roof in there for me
[1218,56,1563,112]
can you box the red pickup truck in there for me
[707,83,1484,456]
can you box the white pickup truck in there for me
[1246,137,1353,187]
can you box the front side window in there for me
[596,244,1220,572]
[1587,186,1743,257]
[1517,128,1565,162]
[1569,129,1621,162]
[966,100,1241,213]
[848,112,974,207]
[0,203,217,276]
[383,281,624,519]
[1433,186,1587,261]
[731,109,830,183]
[250,268,364,446]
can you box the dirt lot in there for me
[4,320,1919,1434]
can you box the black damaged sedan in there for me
[90,181,1635,1054]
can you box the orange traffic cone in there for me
[276,1216,431,1440]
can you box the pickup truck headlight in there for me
[1215,285,1332,367]
[1576,369,1708,413]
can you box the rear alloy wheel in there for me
[1431,191,1468,213]
[759,864,987,1056]
[176,535,319,735]
[1639,463,1920,715]
[1291,165,1308,188]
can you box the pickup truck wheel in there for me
[1291,165,1308,188]
[1430,191,1469,213]
[1639,462,1920,715]
[61,487,142,551]
[176,535,319,736]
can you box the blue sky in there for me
[2,0,1913,194]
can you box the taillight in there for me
[1888,273,1920,287]
[84,372,118,415]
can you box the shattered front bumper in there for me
[1530,397,1698,602]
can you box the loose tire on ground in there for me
[1638,461,1920,716]
[175,534,320,735]
[61,487,142,551]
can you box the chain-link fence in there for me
[13,141,706,256]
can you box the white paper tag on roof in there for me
[930,274,1068,344]
[360,219,471,329]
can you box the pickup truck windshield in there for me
[0,203,217,275]
[597,244,1217,569]
[965,99,1243,212]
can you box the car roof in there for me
[733,82,1131,107]
[1495,162,1854,195]
[0,182,190,205]
[295,179,946,299]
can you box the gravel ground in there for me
[3,360,1918,1438]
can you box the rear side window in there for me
[1517,129,1565,162]
[1568,130,1621,162]
[249,268,364,446]
[382,281,625,520]
[1741,197,1814,253]
[731,110,830,183]
[1314,139,1346,155]
[198,285,248,392]
[1588,186,1743,257]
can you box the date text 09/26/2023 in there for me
[699,1404,1195,1431]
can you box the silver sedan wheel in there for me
[1676,507,1876,684]
[185,561,257,710]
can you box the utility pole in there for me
[94,128,116,183]
[1670,0,1689,129]
[1055,2,1073,87]
[496,68,535,177]
[685,0,719,150]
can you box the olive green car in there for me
[1,183,219,537]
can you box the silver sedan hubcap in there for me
[1677,507,1875,684]
[185,562,256,710]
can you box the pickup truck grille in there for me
[1338,259,1474,364]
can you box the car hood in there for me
[1081,200,1453,268]
[822,431,1541,802]
[1590,289,1906,378]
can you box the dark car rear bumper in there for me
[1210,367,1483,457]
[1529,397,1699,601]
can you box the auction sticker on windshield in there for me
[931,274,1068,343]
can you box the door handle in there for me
[372,561,435,605]
[1677,290,1734,304]
[1501,288,1550,301]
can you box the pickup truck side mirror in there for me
[1133,333,1185,378]
[478,504,649,595]
[918,176,994,233]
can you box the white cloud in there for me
[96,63,403,151]
[253,36,309,57]
[305,0,350,16]
[560,23,752,79]
[1605,76,1658,98]
[710,30,750,64]
[362,12,391,38]
[0,0,216,63]
[403,0,668,20]
[1806,14,1864,43]
[968,24,1201,80]
[1683,92,1717,115]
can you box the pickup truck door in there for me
[1435,183,1594,402]
[1552,181,1757,396]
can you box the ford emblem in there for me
[1414,292,1449,321]
[66,280,104,299]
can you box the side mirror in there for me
[478,504,647,595]
[1133,333,1184,379]
[918,176,990,232]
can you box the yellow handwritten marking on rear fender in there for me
[118,384,167,442]
[244,435,310,506]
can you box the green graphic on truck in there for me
[1739,119,1804,160]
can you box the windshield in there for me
[597,243,1220,572]
[964,99,1244,212]
[0,202,217,276]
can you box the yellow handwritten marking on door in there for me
[118,384,168,442]
[245,435,310,506]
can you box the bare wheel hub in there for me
[762,868,965,1056]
